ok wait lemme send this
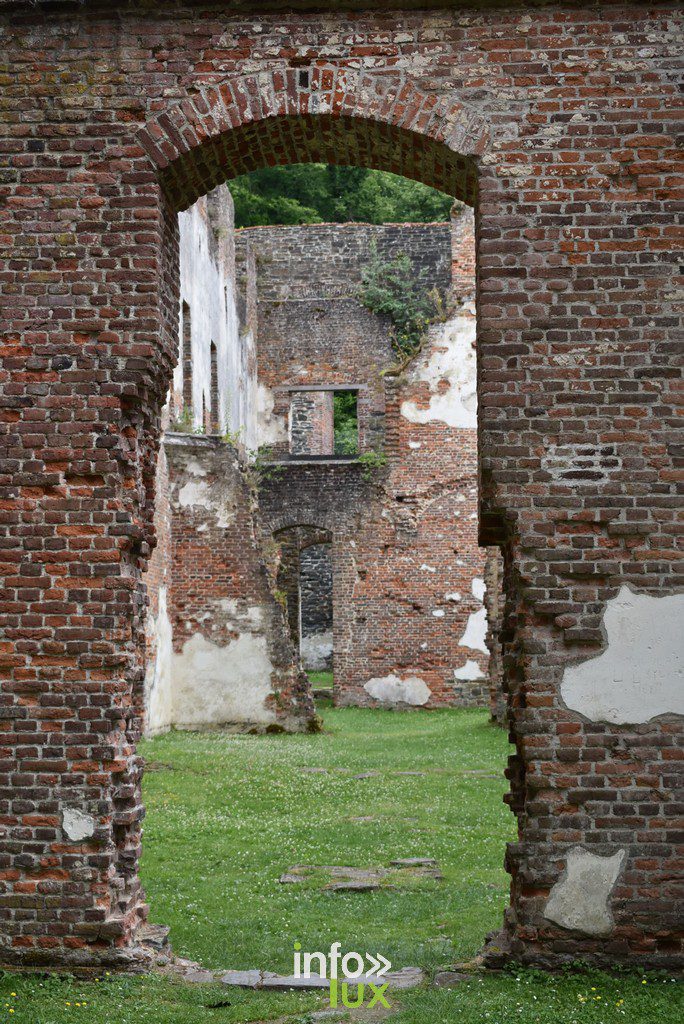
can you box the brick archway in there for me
[272,525,334,663]
[2,4,681,975]
[137,69,487,211]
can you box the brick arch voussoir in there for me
[269,513,338,542]
[273,525,333,552]
[136,68,489,211]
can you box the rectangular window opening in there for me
[182,300,192,412]
[333,390,358,455]
[210,341,219,433]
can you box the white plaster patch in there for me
[256,382,288,446]
[459,577,489,653]
[421,564,436,573]
[176,479,235,529]
[177,479,212,511]
[432,609,445,618]
[301,629,333,673]
[544,847,626,937]
[408,441,422,450]
[218,598,264,630]
[62,808,96,842]
[445,592,462,603]
[400,303,477,429]
[561,586,684,724]
[171,631,277,728]
[186,459,207,477]
[453,659,484,681]
[460,606,488,653]
[364,674,431,706]
[144,586,174,736]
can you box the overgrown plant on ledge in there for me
[221,425,244,447]
[357,448,388,482]
[358,243,444,372]
[243,444,284,490]
[169,405,205,435]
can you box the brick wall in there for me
[251,214,491,710]
[162,436,314,733]
[1,0,681,971]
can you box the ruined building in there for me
[143,185,494,734]
[2,0,681,973]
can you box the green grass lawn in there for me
[1,707,681,1023]
[307,670,333,688]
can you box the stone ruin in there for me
[2,0,681,972]
[142,184,500,734]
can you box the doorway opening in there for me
[134,80,514,992]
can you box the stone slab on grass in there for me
[279,861,442,888]
[219,969,262,988]
[219,967,424,992]
[262,972,330,990]
[433,970,471,987]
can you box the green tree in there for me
[228,164,453,227]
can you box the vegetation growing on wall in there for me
[228,164,453,227]
[333,391,358,455]
[358,246,443,364]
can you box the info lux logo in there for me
[293,941,391,1008]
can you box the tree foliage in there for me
[228,164,453,227]
[333,391,359,455]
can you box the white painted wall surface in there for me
[171,629,277,730]
[174,186,256,441]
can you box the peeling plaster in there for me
[544,847,626,937]
[257,382,288,446]
[145,586,174,736]
[561,586,684,724]
[459,577,488,654]
[171,631,277,729]
[364,674,431,706]
[62,808,96,842]
[400,302,477,429]
[175,191,248,437]
[175,479,235,530]
[454,659,484,681]
[301,628,333,672]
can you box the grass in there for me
[307,670,333,688]
[1,707,681,1023]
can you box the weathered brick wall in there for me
[1,0,681,972]
[251,215,490,709]
[161,435,314,733]
[484,546,506,726]
[142,187,313,736]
